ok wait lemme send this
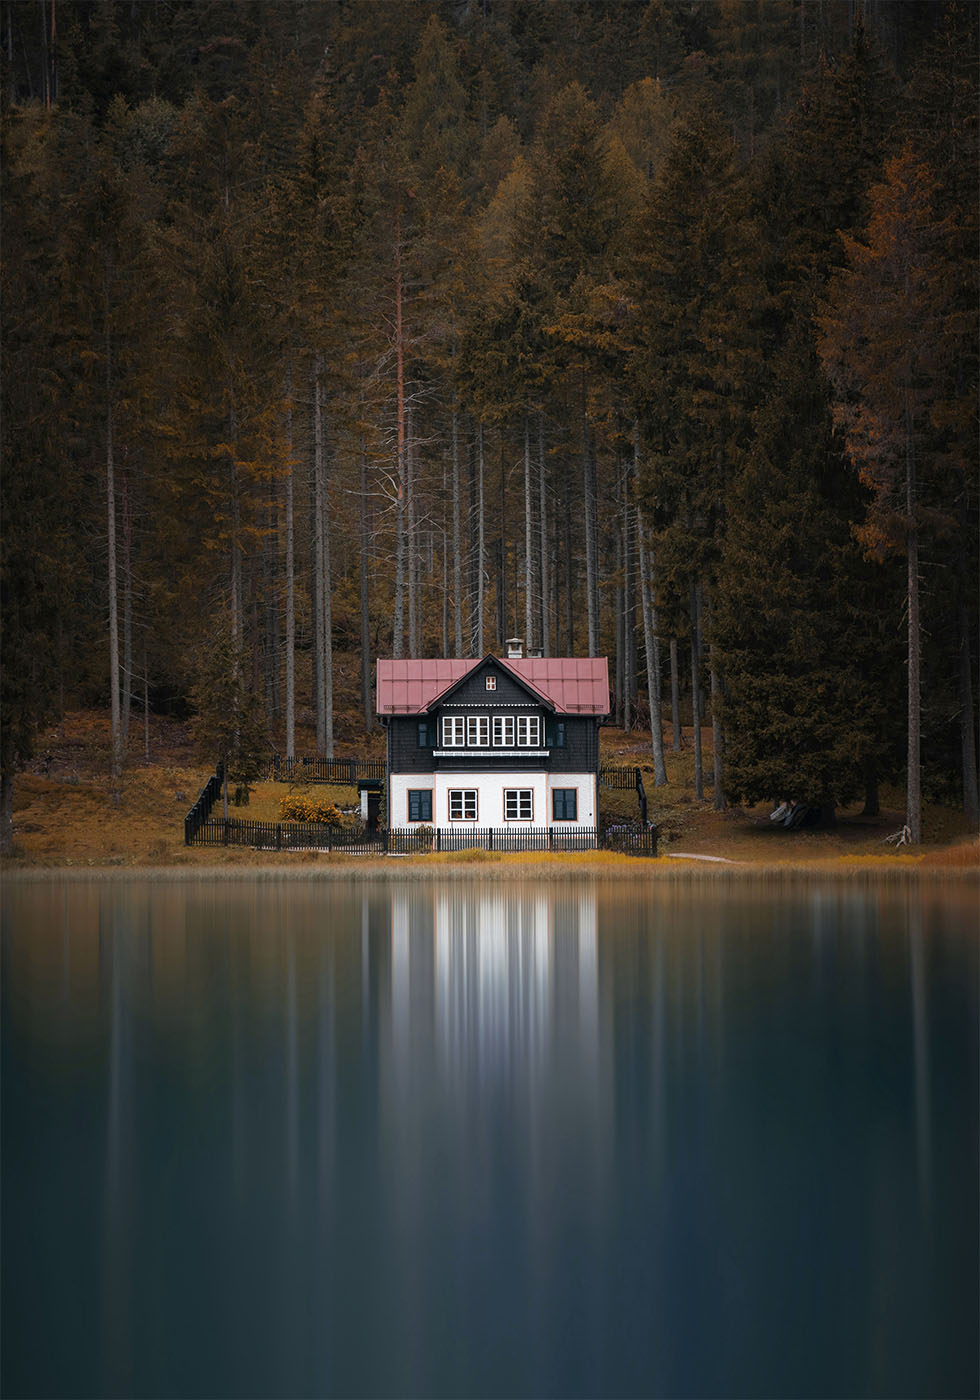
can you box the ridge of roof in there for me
[376,655,609,716]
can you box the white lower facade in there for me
[389,770,597,830]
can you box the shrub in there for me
[279,795,344,825]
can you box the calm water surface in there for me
[2,875,977,1398]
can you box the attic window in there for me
[485,675,496,691]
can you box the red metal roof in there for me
[376,656,610,716]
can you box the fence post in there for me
[488,828,493,851]
[223,819,228,847]
[276,823,282,851]
[328,823,333,854]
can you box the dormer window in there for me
[485,675,496,691]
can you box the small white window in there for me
[485,675,496,691]
[493,714,515,746]
[504,789,533,821]
[448,790,478,820]
[466,714,489,746]
[516,715,541,747]
[442,716,465,746]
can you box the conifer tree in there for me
[818,147,963,842]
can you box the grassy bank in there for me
[4,709,977,876]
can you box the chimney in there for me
[505,637,523,659]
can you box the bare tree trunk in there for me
[709,646,725,812]
[120,462,132,748]
[143,635,150,764]
[407,401,419,659]
[623,469,636,732]
[476,422,485,655]
[452,397,463,658]
[959,602,979,822]
[636,507,667,786]
[497,440,506,648]
[904,428,921,844]
[284,369,295,761]
[538,413,550,657]
[524,415,533,651]
[228,396,242,649]
[360,444,373,735]
[392,216,406,659]
[312,355,334,758]
[583,400,599,656]
[670,638,681,751]
[104,265,122,793]
[563,452,574,652]
[690,581,704,801]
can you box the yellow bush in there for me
[279,795,344,825]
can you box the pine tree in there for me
[818,146,963,842]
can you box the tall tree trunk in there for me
[524,414,533,651]
[959,601,979,822]
[497,440,506,648]
[475,422,485,655]
[452,397,463,658]
[564,454,574,653]
[142,636,150,764]
[690,580,704,801]
[228,396,242,648]
[407,401,419,658]
[623,470,636,732]
[582,400,599,656]
[709,646,725,811]
[120,461,132,748]
[670,638,681,751]
[392,215,406,659]
[104,264,122,792]
[538,413,550,657]
[637,507,668,786]
[906,439,921,844]
[284,369,295,761]
[312,354,333,758]
[360,444,373,735]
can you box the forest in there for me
[1,0,977,851]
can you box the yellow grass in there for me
[4,710,977,878]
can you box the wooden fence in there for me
[269,755,386,786]
[187,820,656,857]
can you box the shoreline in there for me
[3,856,976,885]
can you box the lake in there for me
[2,873,977,1398]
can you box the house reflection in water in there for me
[378,882,611,1324]
[388,884,600,1085]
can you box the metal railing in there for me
[187,820,656,857]
[184,763,223,845]
[599,764,642,790]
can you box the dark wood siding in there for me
[386,713,599,775]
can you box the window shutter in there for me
[417,720,431,748]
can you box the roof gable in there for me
[376,656,609,716]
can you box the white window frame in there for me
[466,714,490,747]
[441,715,465,747]
[492,714,515,747]
[504,789,533,821]
[448,789,478,821]
[516,714,541,747]
[485,675,497,691]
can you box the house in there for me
[376,651,609,831]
